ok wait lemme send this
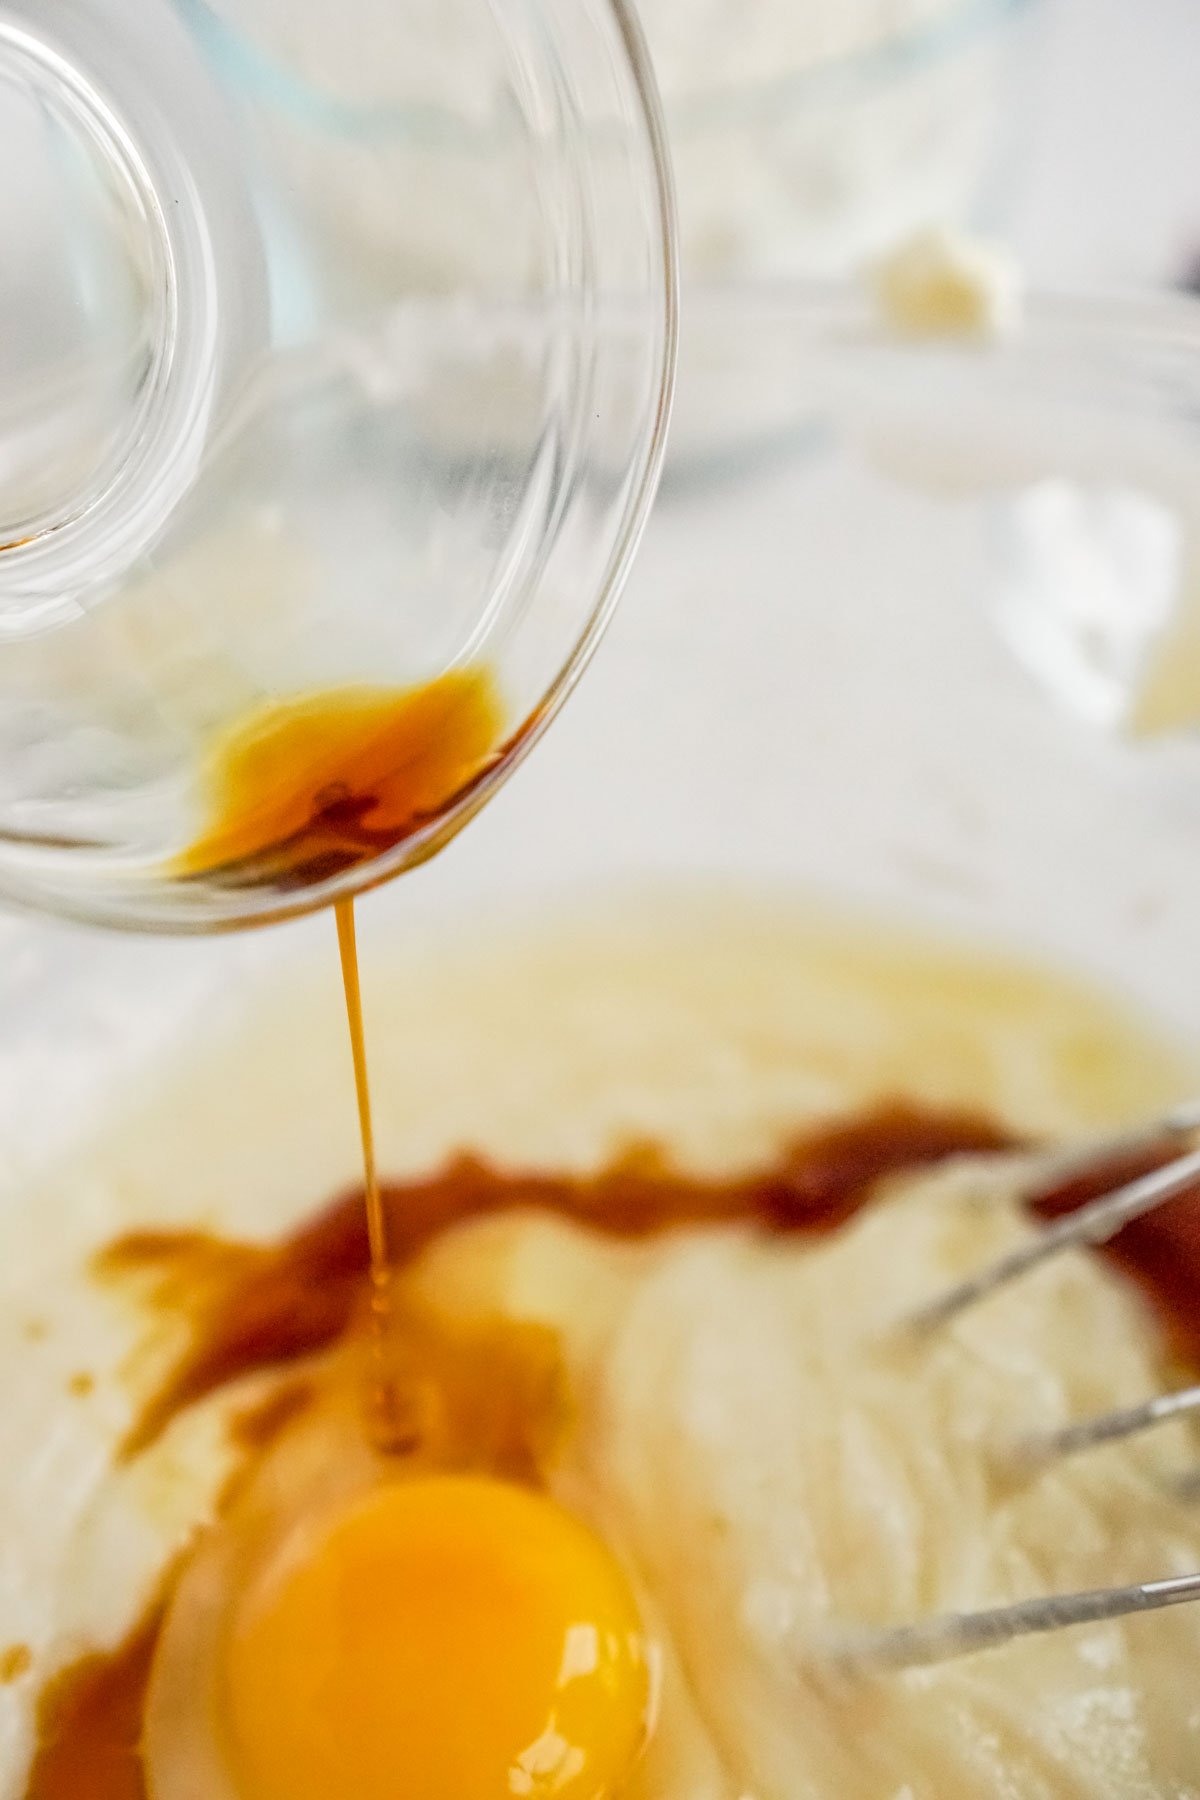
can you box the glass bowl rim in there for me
[179,0,1036,143]
[669,0,1037,133]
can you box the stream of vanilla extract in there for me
[334,896,412,1453]
[177,673,506,1454]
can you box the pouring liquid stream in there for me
[176,667,505,1449]
[334,894,412,1451]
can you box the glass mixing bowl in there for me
[0,0,677,930]
[2,279,1200,1186]
[646,0,1036,279]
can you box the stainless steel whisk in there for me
[827,1101,1200,1671]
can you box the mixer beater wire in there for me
[827,1103,1200,1671]
[824,1571,1200,1671]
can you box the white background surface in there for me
[1010,0,1200,289]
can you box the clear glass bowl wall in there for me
[0,0,676,927]
[3,283,1200,1190]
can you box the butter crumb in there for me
[871,227,1021,340]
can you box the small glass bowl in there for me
[0,0,677,931]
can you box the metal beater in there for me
[827,1101,1200,1670]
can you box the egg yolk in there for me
[219,1475,650,1800]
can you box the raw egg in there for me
[143,1377,649,1800]
[225,1477,646,1800]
